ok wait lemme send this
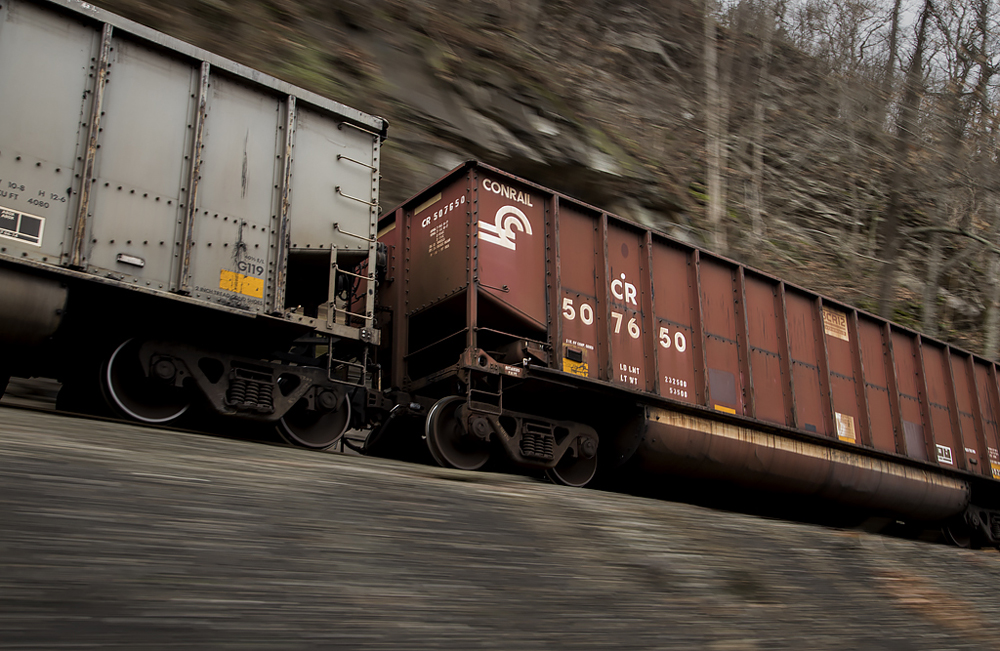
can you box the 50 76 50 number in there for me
[658,326,687,352]
[562,297,689,351]
[562,297,595,325]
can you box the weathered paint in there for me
[384,160,1000,497]
[476,173,547,329]
[643,407,970,521]
[557,204,600,380]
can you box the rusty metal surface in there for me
[606,222,648,391]
[270,95,296,314]
[775,283,798,428]
[69,22,112,269]
[595,215,612,383]
[893,331,929,461]
[744,273,785,425]
[824,303,861,445]
[649,240,698,405]
[555,203,600,380]
[923,342,960,468]
[405,176,470,315]
[384,160,1000,500]
[733,269,756,419]
[785,289,827,435]
[700,258,744,416]
[977,363,1000,480]
[474,172,547,330]
[178,61,210,294]
[858,316,897,453]
[642,408,970,521]
[847,311,874,447]
[946,350,976,472]
[814,299,837,438]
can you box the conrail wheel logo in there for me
[478,205,532,251]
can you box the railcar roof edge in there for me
[40,0,388,139]
[384,159,998,368]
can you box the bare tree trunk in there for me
[749,3,774,240]
[984,240,1000,360]
[866,0,904,260]
[876,1,931,319]
[840,77,866,250]
[876,0,903,130]
[921,230,943,336]
[985,263,999,359]
[973,0,998,356]
[983,199,1000,358]
[985,254,1000,359]
[704,0,728,254]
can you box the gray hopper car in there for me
[0,0,385,448]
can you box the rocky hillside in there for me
[89,0,991,352]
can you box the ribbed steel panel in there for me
[0,0,383,340]
[382,161,1000,516]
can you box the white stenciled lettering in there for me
[562,298,596,325]
[419,196,465,229]
[617,362,641,386]
[482,179,533,208]
[611,273,638,306]
[478,205,532,251]
[428,220,451,257]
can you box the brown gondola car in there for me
[374,160,1000,548]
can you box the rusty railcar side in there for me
[377,161,1000,544]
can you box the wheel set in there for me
[422,396,599,488]
[87,338,351,451]
[103,339,191,424]
[277,393,351,450]
[425,396,490,471]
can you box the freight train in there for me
[2,0,999,549]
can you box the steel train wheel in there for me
[103,339,191,424]
[943,522,976,549]
[425,396,490,471]
[545,446,598,488]
[278,393,351,450]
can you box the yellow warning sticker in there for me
[992,462,1000,479]
[219,269,264,298]
[563,358,589,377]
[823,307,850,341]
[835,412,856,443]
[714,404,737,415]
